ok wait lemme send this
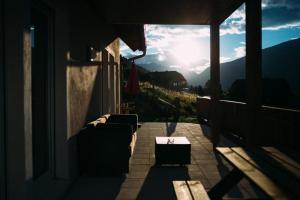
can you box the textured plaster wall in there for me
[66,0,120,138]
[67,39,120,138]
[54,0,122,180]
[67,65,99,138]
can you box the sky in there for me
[120,0,300,74]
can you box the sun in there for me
[171,38,203,66]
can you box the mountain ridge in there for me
[198,38,300,94]
[137,38,300,95]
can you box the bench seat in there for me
[173,181,210,200]
[214,147,300,200]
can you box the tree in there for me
[204,80,211,95]
[203,79,223,96]
[197,85,204,96]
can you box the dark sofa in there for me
[78,114,138,175]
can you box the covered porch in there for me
[65,123,263,200]
[1,0,299,199]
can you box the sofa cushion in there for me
[86,116,107,128]
[93,123,133,146]
[106,114,138,132]
[78,114,138,174]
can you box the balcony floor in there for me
[64,122,263,200]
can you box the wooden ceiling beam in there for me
[91,0,243,25]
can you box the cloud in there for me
[135,24,211,57]
[120,1,300,59]
[262,0,300,9]
[169,65,181,69]
[157,54,164,61]
[262,0,300,29]
[234,46,245,58]
[188,64,210,74]
[220,1,300,33]
[220,57,231,63]
[290,37,299,40]
[146,25,210,39]
[220,4,246,35]
[263,22,300,31]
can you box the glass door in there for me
[31,1,55,179]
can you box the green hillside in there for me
[123,82,199,122]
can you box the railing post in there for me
[245,0,262,146]
[210,22,220,147]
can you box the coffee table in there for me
[155,137,191,165]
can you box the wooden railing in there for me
[256,106,300,150]
[197,98,300,150]
[218,100,247,139]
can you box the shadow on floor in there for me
[137,165,190,200]
[197,123,211,140]
[165,122,177,136]
[213,151,244,198]
[64,175,125,200]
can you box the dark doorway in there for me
[0,0,6,198]
[31,2,54,179]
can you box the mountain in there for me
[121,56,150,81]
[198,38,300,95]
[135,54,175,72]
[147,71,188,89]
[135,54,210,87]
[136,38,300,95]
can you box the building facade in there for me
[0,0,142,199]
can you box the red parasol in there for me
[125,61,139,95]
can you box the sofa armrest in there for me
[106,114,138,132]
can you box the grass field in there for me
[123,82,199,123]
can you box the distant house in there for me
[148,71,187,89]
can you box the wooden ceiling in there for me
[91,0,244,25]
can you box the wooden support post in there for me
[210,23,220,147]
[102,50,109,114]
[245,0,262,146]
[0,0,6,198]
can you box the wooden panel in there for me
[188,181,210,200]
[173,181,210,200]
[219,100,247,138]
[210,23,220,145]
[216,147,290,200]
[245,0,262,145]
[262,147,300,179]
[218,102,300,150]
[173,181,193,200]
[92,0,243,24]
[0,0,6,198]
[231,147,300,197]
[259,106,300,149]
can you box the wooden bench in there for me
[173,181,210,200]
[208,147,300,200]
